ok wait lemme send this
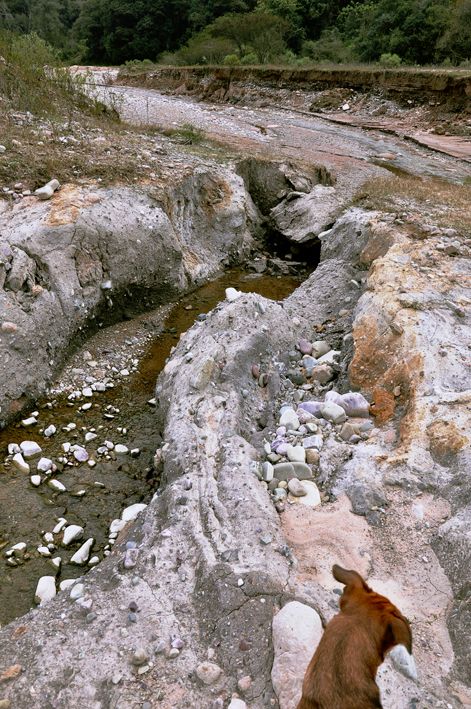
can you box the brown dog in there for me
[297,565,412,709]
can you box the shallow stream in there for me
[0,267,302,626]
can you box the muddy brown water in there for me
[0,268,302,626]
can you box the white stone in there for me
[302,435,323,450]
[37,457,53,472]
[297,480,321,508]
[318,349,341,365]
[21,416,37,427]
[389,645,418,681]
[279,408,300,431]
[114,444,128,454]
[48,479,66,492]
[69,582,85,599]
[228,700,247,709]
[70,538,94,565]
[109,518,126,534]
[85,432,97,442]
[62,442,71,453]
[272,601,323,709]
[43,532,54,543]
[34,576,56,605]
[82,387,93,397]
[30,474,42,486]
[81,402,92,411]
[53,518,67,534]
[286,445,306,463]
[20,440,42,458]
[62,525,84,545]
[37,546,51,557]
[88,556,100,566]
[121,503,147,522]
[311,341,330,358]
[9,542,27,554]
[73,446,89,462]
[51,556,61,569]
[35,178,60,200]
[12,453,30,473]
[8,443,20,455]
[59,579,76,591]
[225,287,241,302]
[44,425,56,437]
[94,382,106,392]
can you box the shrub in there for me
[223,53,240,65]
[301,30,355,64]
[176,33,236,65]
[240,52,258,65]
[379,52,402,67]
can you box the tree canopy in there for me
[0,0,470,65]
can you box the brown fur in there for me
[297,565,412,709]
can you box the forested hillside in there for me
[0,0,470,66]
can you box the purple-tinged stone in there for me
[297,338,313,355]
[298,401,323,417]
[73,446,89,463]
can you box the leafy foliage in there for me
[0,0,470,65]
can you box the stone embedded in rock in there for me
[12,453,30,473]
[225,287,241,302]
[291,462,313,480]
[297,338,312,355]
[190,357,215,391]
[318,349,341,365]
[62,525,84,546]
[298,481,321,508]
[195,661,222,685]
[20,440,42,458]
[311,341,331,358]
[305,449,320,465]
[70,538,94,565]
[286,445,306,463]
[110,518,126,534]
[303,435,323,450]
[121,503,147,522]
[310,364,334,384]
[320,401,347,424]
[288,479,307,497]
[261,461,274,482]
[298,401,322,417]
[273,462,295,481]
[228,700,247,709]
[35,178,60,200]
[337,392,370,418]
[34,576,56,605]
[69,583,85,600]
[272,601,323,709]
[279,408,300,430]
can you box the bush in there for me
[0,31,103,118]
[301,30,355,64]
[176,33,236,65]
[379,52,402,67]
[223,53,240,65]
[240,52,258,65]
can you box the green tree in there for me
[438,0,471,61]
[209,10,289,60]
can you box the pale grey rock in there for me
[35,179,60,200]
[272,601,323,709]
[279,408,300,430]
[48,479,66,492]
[320,402,347,424]
[30,475,41,486]
[44,424,56,437]
[37,457,53,472]
[287,479,307,497]
[286,445,306,463]
[195,661,222,685]
[297,481,321,508]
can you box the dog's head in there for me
[332,564,412,656]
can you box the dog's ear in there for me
[383,613,412,655]
[332,564,369,590]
